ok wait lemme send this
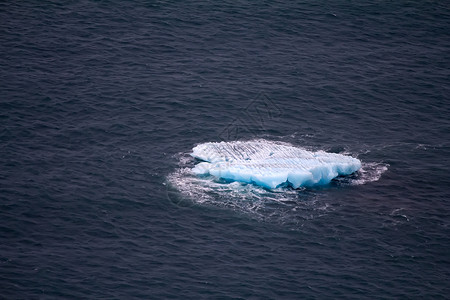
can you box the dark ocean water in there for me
[1,1,450,298]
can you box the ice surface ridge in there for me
[191,140,362,189]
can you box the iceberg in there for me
[191,140,362,189]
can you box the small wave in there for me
[332,162,389,186]
[352,162,389,185]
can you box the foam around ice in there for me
[191,140,362,189]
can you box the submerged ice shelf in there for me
[191,140,362,189]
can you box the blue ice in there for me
[191,140,361,189]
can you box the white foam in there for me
[350,162,389,185]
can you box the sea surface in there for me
[1,1,450,298]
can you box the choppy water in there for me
[1,1,449,298]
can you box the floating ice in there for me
[191,140,361,189]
